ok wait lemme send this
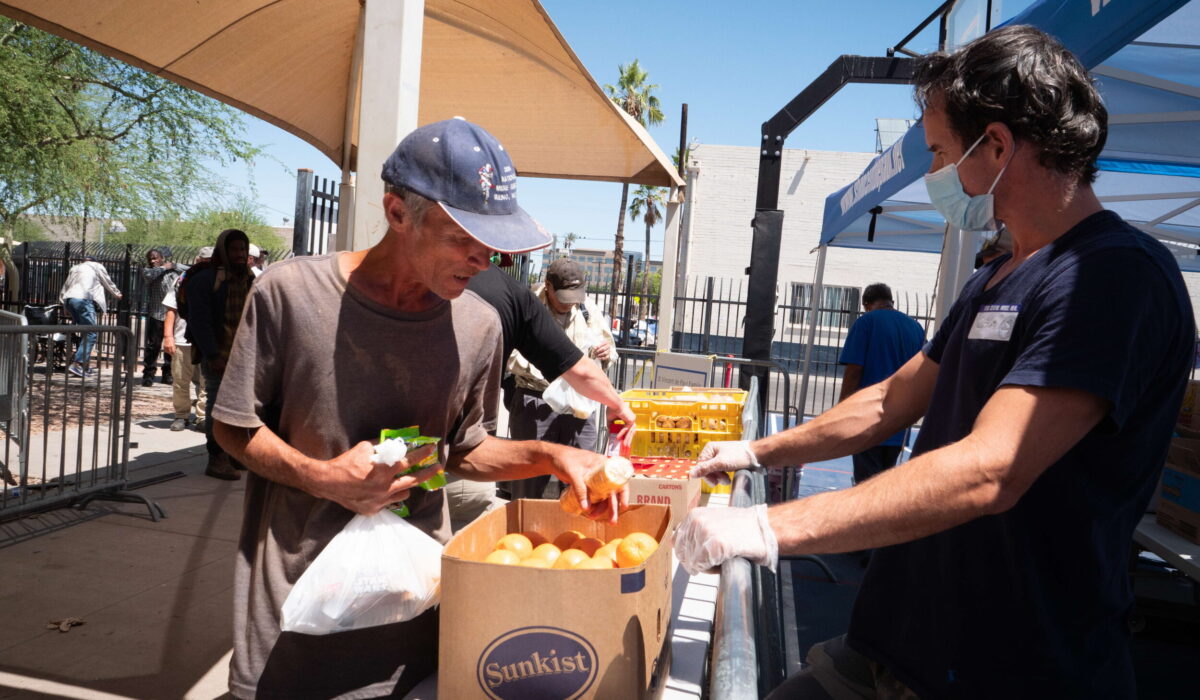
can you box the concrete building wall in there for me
[681,144,941,301]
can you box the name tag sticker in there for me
[968,304,1020,341]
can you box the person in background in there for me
[141,247,177,387]
[247,243,264,277]
[60,255,122,378]
[675,26,1194,698]
[448,262,636,529]
[504,257,616,500]
[161,248,212,431]
[838,282,926,484]
[185,230,253,480]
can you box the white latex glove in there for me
[690,440,760,485]
[674,504,779,575]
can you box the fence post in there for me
[293,168,315,256]
[19,241,29,304]
[701,276,715,355]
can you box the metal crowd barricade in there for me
[0,318,163,521]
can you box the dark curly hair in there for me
[914,25,1107,184]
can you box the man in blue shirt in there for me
[676,25,1194,699]
[839,283,926,483]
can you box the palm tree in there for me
[605,59,664,318]
[628,185,664,321]
[563,232,579,255]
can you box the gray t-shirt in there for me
[211,253,502,699]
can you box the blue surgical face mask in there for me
[924,132,1010,232]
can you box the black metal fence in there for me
[293,169,339,256]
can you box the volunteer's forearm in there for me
[561,356,622,414]
[214,420,326,493]
[752,353,935,467]
[450,435,572,482]
[163,309,176,340]
[767,437,999,554]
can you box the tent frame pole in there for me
[335,8,367,252]
[350,0,425,251]
[797,244,829,424]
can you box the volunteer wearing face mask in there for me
[675,26,1193,699]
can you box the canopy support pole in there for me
[657,190,682,352]
[335,8,367,252]
[349,0,425,251]
[933,226,982,327]
[797,244,829,424]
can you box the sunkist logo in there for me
[477,626,598,700]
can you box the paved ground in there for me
[0,411,239,700]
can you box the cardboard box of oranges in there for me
[439,500,672,699]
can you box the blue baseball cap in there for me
[381,118,552,254]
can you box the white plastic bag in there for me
[280,510,443,635]
[543,375,599,419]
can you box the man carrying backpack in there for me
[183,230,253,480]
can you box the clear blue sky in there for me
[226,1,1029,259]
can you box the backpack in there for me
[175,260,214,321]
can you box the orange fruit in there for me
[484,550,521,566]
[615,532,659,568]
[595,538,622,565]
[521,531,549,548]
[575,537,605,557]
[519,557,553,568]
[573,556,614,570]
[553,549,590,569]
[531,543,562,565]
[552,529,586,551]
[495,533,534,559]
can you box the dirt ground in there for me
[23,371,177,436]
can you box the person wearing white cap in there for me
[208,118,626,699]
[247,242,263,276]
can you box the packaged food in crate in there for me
[622,388,747,459]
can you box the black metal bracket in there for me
[756,55,916,211]
[743,55,915,410]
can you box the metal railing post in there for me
[702,276,715,355]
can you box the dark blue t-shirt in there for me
[839,308,927,446]
[847,211,1194,699]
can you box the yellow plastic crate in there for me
[623,388,747,460]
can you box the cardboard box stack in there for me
[438,501,672,699]
[628,457,701,527]
[1160,437,1200,544]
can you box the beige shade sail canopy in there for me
[0,0,683,187]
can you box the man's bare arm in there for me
[213,420,440,514]
[838,363,863,403]
[559,355,636,426]
[767,384,1109,554]
[753,351,939,466]
[448,435,621,521]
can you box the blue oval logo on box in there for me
[476,625,597,699]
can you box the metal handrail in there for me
[711,468,760,700]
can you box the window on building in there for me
[787,282,861,329]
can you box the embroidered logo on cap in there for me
[479,163,495,202]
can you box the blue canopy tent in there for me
[819,0,1200,278]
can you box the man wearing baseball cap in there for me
[504,257,616,499]
[210,118,622,698]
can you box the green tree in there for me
[111,194,283,251]
[604,59,664,317]
[628,185,665,320]
[0,20,257,241]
